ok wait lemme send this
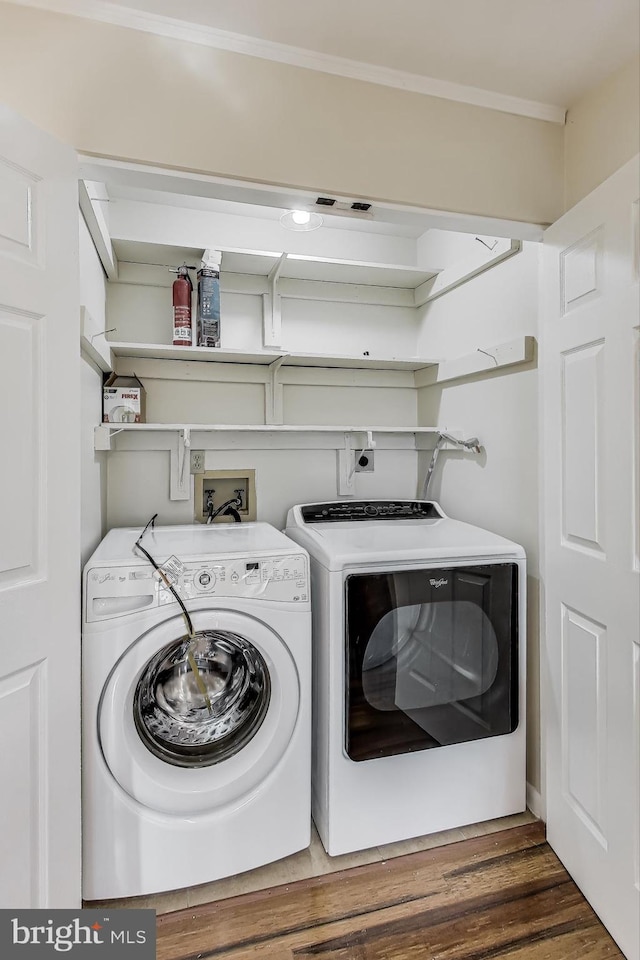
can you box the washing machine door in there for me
[99,608,301,815]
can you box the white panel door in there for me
[541,155,640,960]
[0,106,81,906]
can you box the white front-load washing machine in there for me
[82,522,311,900]
[285,500,526,857]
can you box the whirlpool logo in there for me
[429,577,448,588]
[1,910,155,958]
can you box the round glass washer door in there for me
[99,608,301,816]
[133,630,270,768]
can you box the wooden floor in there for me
[156,823,623,960]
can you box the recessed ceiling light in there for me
[280,209,323,231]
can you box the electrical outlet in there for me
[355,449,375,472]
[194,469,257,523]
[190,450,205,474]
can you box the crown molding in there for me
[7,0,567,124]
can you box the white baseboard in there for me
[526,782,545,822]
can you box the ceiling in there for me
[33,0,640,111]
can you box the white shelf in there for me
[112,241,437,290]
[95,422,446,437]
[108,342,281,366]
[106,341,440,372]
[95,420,451,453]
[275,352,438,372]
[94,422,459,502]
[415,336,535,386]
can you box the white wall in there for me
[104,362,419,531]
[106,442,420,532]
[80,359,107,565]
[79,216,107,565]
[103,247,422,530]
[416,241,541,802]
[106,259,420,359]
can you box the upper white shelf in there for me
[224,251,436,289]
[112,241,437,290]
[105,341,440,372]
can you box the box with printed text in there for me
[102,373,146,423]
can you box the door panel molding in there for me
[560,226,604,316]
[560,340,605,556]
[0,308,44,586]
[560,603,607,847]
[0,660,47,907]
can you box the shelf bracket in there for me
[414,335,535,387]
[94,424,115,450]
[170,427,191,501]
[265,355,286,425]
[414,239,522,306]
[337,433,357,497]
[263,253,287,348]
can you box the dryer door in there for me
[346,562,519,761]
[99,608,301,814]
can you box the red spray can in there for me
[170,264,195,346]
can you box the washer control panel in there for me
[85,553,309,620]
[162,553,308,605]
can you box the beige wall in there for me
[0,1,563,225]
[564,54,640,210]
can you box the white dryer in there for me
[285,500,526,856]
[82,522,311,900]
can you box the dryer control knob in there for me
[364,504,378,516]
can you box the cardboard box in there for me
[103,373,146,423]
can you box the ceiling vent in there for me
[314,197,374,220]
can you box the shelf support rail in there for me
[263,253,287,349]
[338,433,356,496]
[170,427,191,501]
[265,355,287,425]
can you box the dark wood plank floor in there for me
[157,823,624,960]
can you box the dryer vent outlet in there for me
[355,449,375,473]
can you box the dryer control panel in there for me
[85,553,309,621]
[300,500,443,522]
